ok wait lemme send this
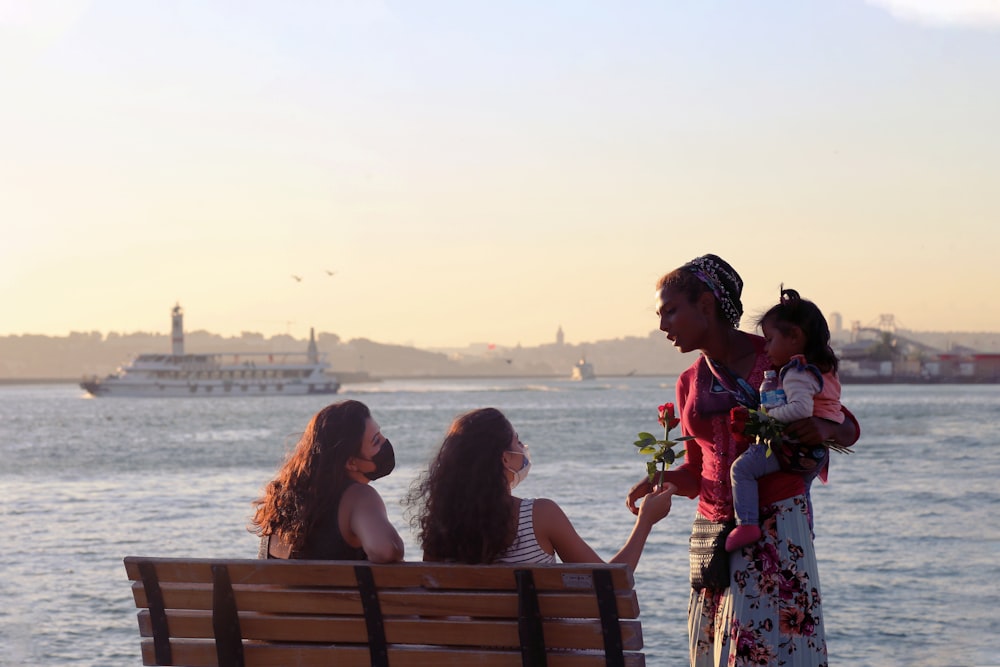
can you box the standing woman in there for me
[251,400,404,563]
[408,407,673,569]
[626,255,859,666]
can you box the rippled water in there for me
[1,379,998,666]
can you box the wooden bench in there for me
[124,556,646,666]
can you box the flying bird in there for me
[291,275,303,282]
[325,269,337,276]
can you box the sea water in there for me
[1,378,998,666]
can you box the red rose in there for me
[657,403,669,427]
[658,403,680,430]
[637,401,690,483]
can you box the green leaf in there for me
[636,432,657,442]
[638,446,658,455]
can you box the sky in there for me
[3,0,1000,348]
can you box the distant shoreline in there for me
[3,375,999,386]
[0,378,81,385]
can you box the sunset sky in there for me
[3,0,999,348]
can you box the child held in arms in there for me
[726,287,844,552]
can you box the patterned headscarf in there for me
[682,254,744,328]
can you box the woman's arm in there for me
[533,498,603,563]
[783,405,860,447]
[539,487,674,571]
[345,485,405,563]
[608,485,674,570]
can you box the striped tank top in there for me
[495,498,556,564]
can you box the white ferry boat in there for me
[80,305,341,397]
[570,356,595,381]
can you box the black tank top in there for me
[258,482,368,560]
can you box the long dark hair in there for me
[757,287,839,373]
[406,407,516,563]
[251,400,371,552]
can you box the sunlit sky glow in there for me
[3,0,999,348]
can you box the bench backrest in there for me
[124,556,646,667]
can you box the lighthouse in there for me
[171,304,185,356]
[307,327,319,364]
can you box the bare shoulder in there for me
[341,483,386,510]
[532,498,569,522]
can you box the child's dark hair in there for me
[756,287,839,374]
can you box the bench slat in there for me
[132,582,640,619]
[137,609,643,650]
[141,639,646,667]
[125,557,635,591]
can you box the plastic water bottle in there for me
[759,370,787,411]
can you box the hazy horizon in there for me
[4,1,1000,348]
[5,312,1000,352]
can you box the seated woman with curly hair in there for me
[251,399,404,563]
[407,407,672,569]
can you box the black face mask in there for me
[362,440,395,481]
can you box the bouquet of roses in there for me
[634,403,694,484]
[729,406,784,457]
[729,406,854,460]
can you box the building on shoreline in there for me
[838,330,1000,383]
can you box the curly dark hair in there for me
[757,287,839,374]
[406,407,517,563]
[250,400,371,552]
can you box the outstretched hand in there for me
[627,477,677,517]
[635,482,676,524]
[626,477,653,515]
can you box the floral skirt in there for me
[687,496,827,667]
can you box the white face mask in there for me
[505,447,531,490]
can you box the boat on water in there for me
[80,305,340,397]
[570,356,595,381]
